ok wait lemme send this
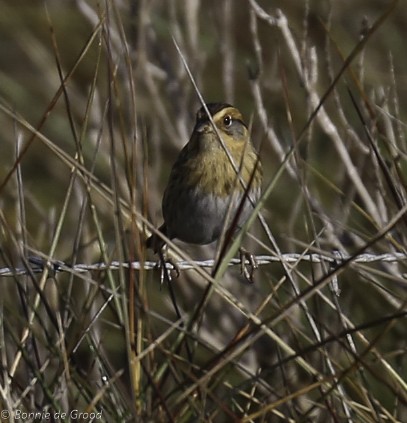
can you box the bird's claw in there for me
[156,253,180,285]
[239,248,258,283]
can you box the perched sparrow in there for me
[146,103,262,279]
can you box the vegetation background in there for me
[0,0,406,421]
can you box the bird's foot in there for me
[156,250,180,285]
[239,247,258,283]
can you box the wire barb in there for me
[0,252,406,278]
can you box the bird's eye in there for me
[223,115,232,127]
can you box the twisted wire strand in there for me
[0,252,406,277]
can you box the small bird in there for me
[146,103,262,280]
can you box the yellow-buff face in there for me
[147,102,262,251]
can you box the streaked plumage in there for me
[146,103,262,253]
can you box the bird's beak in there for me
[195,121,213,134]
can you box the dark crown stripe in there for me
[205,103,233,115]
[196,103,233,122]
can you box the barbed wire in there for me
[0,252,406,277]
